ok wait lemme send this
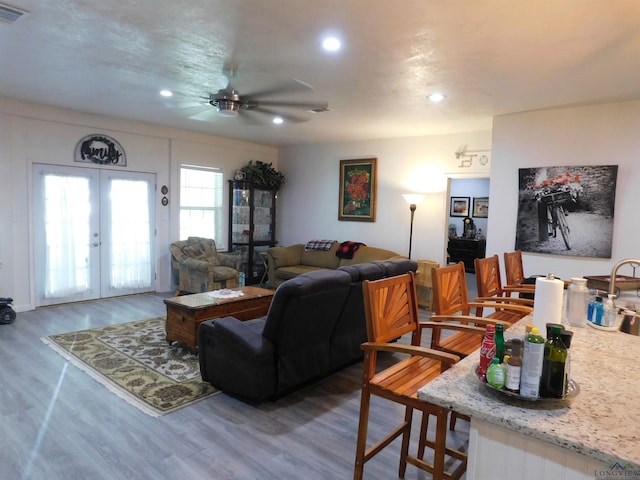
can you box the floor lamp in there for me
[402,194,425,259]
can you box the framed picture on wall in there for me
[515,165,618,258]
[450,196,470,217]
[472,197,489,218]
[338,158,377,221]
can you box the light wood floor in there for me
[0,293,469,480]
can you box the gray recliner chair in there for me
[198,269,352,400]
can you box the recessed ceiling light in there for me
[160,90,173,97]
[322,36,341,52]
[273,116,284,125]
[428,93,445,103]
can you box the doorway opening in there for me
[445,176,490,278]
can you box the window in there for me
[179,165,224,245]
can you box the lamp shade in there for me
[402,193,425,206]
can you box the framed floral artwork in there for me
[473,197,489,218]
[450,196,470,217]
[339,158,377,221]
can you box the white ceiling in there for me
[2,1,640,147]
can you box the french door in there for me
[33,164,156,306]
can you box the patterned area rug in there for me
[42,317,218,417]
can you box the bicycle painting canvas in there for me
[515,165,618,258]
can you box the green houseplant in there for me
[240,160,285,190]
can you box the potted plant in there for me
[239,160,285,190]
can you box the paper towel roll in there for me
[533,276,564,336]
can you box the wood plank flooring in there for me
[0,293,469,480]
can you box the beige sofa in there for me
[265,242,404,288]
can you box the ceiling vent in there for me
[309,106,330,113]
[0,3,28,24]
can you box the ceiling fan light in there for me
[213,99,240,116]
[322,36,341,52]
[273,116,284,125]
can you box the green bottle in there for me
[541,325,568,398]
[495,323,505,362]
[486,357,506,389]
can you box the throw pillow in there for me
[183,243,206,259]
[304,239,337,251]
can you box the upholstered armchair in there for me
[169,237,240,294]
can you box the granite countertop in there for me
[417,315,640,469]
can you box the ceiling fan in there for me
[204,66,329,124]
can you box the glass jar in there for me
[565,277,589,327]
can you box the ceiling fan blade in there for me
[252,106,310,124]
[189,108,220,122]
[243,78,315,99]
[231,109,264,126]
[251,100,329,111]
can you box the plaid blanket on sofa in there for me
[304,239,337,251]
[335,241,367,259]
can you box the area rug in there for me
[41,317,219,417]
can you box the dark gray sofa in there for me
[198,259,418,401]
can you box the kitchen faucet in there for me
[609,258,640,297]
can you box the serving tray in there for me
[475,364,579,409]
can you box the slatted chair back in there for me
[475,255,535,317]
[475,255,504,298]
[362,272,419,345]
[431,262,471,317]
[430,262,532,358]
[504,250,526,287]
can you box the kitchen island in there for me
[418,315,640,479]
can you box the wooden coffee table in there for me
[164,286,275,352]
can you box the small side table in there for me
[415,259,439,310]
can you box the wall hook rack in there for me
[455,145,489,168]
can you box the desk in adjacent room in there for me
[447,238,486,273]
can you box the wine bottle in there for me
[541,325,568,398]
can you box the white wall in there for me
[277,131,492,265]
[488,100,640,280]
[0,98,277,311]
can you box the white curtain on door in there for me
[109,179,152,289]
[44,175,91,298]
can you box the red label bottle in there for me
[478,324,496,382]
